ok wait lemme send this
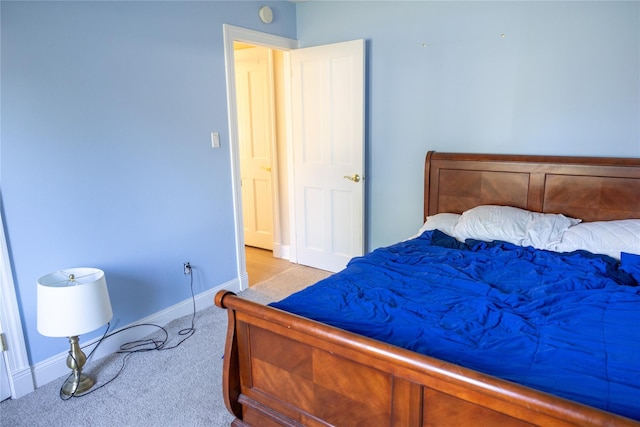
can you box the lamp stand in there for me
[62,335,94,396]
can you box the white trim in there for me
[224,25,297,51]
[0,204,35,399]
[271,243,290,260]
[222,24,298,291]
[266,48,282,255]
[32,277,242,388]
[283,51,298,264]
[7,367,34,398]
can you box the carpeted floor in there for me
[0,264,331,427]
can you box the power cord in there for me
[59,268,197,400]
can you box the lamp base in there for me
[61,373,95,396]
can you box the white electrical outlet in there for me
[211,132,220,148]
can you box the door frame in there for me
[0,209,34,399]
[223,25,298,290]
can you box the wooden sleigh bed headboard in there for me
[217,151,640,427]
[424,151,640,222]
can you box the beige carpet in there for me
[242,264,332,304]
[0,264,330,427]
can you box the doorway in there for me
[224,26,366,289]
[234,43,293,286]
[234,43,281,253]
[224,25,298,290]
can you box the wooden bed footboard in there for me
[215,291,637,427]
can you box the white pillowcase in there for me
[552,219,640,260]
[453,205,580,249]
[414,213,461,238]
[526,211,582,249]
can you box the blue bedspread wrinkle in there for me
[270,230,640,420]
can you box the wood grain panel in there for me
[240,401,301,427]
[422,388,535,427]
[313,349,391,425]
[314,384,390,426]
[392,378,423,427]
[437,169,530,214]
[246,325,394,426]
[544,175,640,221]
[248,326,315,414]
[250,325,313,380]
[251,358,315,414]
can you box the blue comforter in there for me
[270,230,640,420]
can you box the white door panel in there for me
[235,47,275,250]
[292,39,365,272]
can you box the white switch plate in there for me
[211,132,220,148]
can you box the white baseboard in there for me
[31,277,242,390]
[272,243,290,260]
[8,366,34,399]
[240,271,249,290]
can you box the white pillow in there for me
[414,213,460,238]
[526,211,581,249]
[453,205,580,249]
[552,219,640,260]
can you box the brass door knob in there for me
[261,166,272,172]
[343,174,360,183]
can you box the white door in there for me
[235,46,276,250]
[0,337,10,401]
[291,39,365,273]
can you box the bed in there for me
[215,151,640,427]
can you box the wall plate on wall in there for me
[259,6,273,24]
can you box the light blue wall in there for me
[1,1,296,365]
[2,0,639,368]
[297,1,640,248]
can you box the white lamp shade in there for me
[37,268,113,337]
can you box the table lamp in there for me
[37,268,112,396]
